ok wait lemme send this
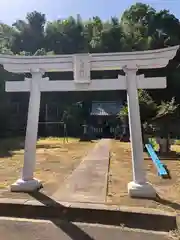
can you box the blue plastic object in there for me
[145,143,168,177]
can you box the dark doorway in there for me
[103,121,111,137]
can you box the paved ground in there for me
[53,139,111,203]
[0,218,170,240]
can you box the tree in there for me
[45,16,86,54]
[118,90,158,145]
[0,66,13,136]
[118,91,179,153]
[120,3,156,51]
[0,4,179,139]
[118,90,157,124]
[0,23,15,54]
[151,98,179,154]
[11,11,46,54]
[120,3,180,51]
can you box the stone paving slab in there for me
[52,139,111,203]
[0,197,176,216]
[0,197,177,232]
[0,198,175,217]
[0,218,170,240]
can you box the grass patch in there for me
[0,137,94,194]
[107,140,180,213]
[37,136,79,144]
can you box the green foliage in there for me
[152,97,179,138]
[149,138,158,150]
[174,139,180,145]
[0,3,180,136]
[118,91,179,138]
[118,90,157,123]
[138,89,157,122]
[156,97,179,118]
[117,104,128,120]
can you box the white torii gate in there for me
[2,45,179,198]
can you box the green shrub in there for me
[149,138,158,151]
[174,139,180,145]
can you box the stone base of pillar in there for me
[10,178,42,192]
[128,181,156,198]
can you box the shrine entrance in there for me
[90,100,123,138]
[2,45,179,198]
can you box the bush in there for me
[174,139,180,145]
[149,138,158,151]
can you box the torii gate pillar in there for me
[124,65,155,198]
[18,70,45,191]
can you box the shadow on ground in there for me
[30,192,95,240]
[0,137,25,158]
[155,195,180,210]
[0,139,60,158]
[131,194,180,211]
[0,190,177,231]
[52,220,94,240]
[24,191,177,232]
[144,151,180,161]
[0,137,81,158]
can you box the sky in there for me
[0,0,179,25]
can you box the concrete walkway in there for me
[52,139,111,203]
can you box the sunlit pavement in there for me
[0,217,170,240]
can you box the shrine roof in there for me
[90,101,123,116]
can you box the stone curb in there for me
[0,198,178,232]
